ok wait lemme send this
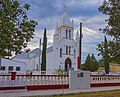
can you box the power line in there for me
[76,27,103,38]
[83,28,103,38]
[82,42,99,44]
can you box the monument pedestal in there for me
[69,70,91,89]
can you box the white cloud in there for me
[28,15,105,58]
[27,28,55,50]
[72,15,107,30]
[25,0,106,62]
[80,0,102,7]
[66,0,103,8]
[83,27,103,38]
[36,17,59,29]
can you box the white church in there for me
[12,9,80,74]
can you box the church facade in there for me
[13,9,80,74]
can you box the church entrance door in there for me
[65,58,72,71]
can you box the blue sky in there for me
[20,0,107,63]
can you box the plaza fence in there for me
[91,75,120,87]
[0,73,69,90]
[0,73,120,90]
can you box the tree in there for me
[98,0,120,63]
[97,36,110,74]
[104,36,110,74]
[82,54,99,72]
[41,28,47,72]
[54,65,66,75]
[0,0,37,58]
[108,41,120,63]
[90,54,99,72]
[82,54,91,71]
[98,58,104,67]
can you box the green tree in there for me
[80,64,85,70]
[104,36,110,74]
[41,28,47,72]
[97,36,110,74]
[109,41,120,63]
[82,54,99,72]
[54,65,66,75]
[83,54,91,71]
[90,54,99,72]
[98,58,104,67]
[0,0,37,58]
[98,0,120,63]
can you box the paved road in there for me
[0,86,120,97]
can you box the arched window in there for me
[60,32,62,37]
[66,29,68,38]
[69,30,71,39]
[69,46,71,54]
[66,46,68,54]
[36,64,38,71]
[60,48,62,57]
[74,50,76,58]
[59,29,61,33]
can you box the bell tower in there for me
[57,8,74,39]
[52,8,77,71]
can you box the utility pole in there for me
[39,38,41,71]
[78,22,82,69]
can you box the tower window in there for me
[69,30,71,39]
[59,29,61,33]
[74,50,76,58]
[66,29,68,38]
[66,46,68,54]
[60,48,62,57]
[36,64,38,71]
[60,31,62,37]
[69,46,71,54]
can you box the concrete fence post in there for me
[69,70,91,89]
[11,72,16,80]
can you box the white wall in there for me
[69,70,91,89]
[46,51,54,74]
[12,58,30,71]
[0,58,26,74]
[59,38,77,70]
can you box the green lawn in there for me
[30,90,120,97]
[52,90,120,97]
